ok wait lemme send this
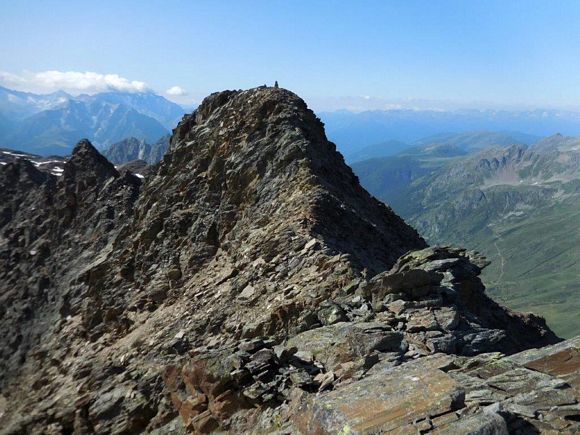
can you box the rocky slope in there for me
[0,87,574,434]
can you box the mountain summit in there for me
[142,86,427,276]
[0,87,574,434]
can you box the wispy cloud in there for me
[0,70,149,94]
[166,85,187,96]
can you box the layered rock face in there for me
[0,87,575,434]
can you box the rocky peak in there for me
[64,138,118,185]
[0,139,141,396]
[102,136,147,164]
[151,87,425,277]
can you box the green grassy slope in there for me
[353,139,580,338]
[429,194,579,338]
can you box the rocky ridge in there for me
[0,87,575,434]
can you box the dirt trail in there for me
[487,224,507,298]
[493,238,506,283]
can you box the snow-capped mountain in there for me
[0,86,72,120]
[76,91,184,129]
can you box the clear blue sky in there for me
[2,0,580,110]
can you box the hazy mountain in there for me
[77,91,185,129]
[533,132,580,151]
[346,130,536,163]
[148,134,171,163]
[352,134,580,337]
[346,139,409,163]
[413,130,539,152]
[321,108,580,156]
[103,134,170,165]
[0,86,73,145]
[0,113,14,142]
[350,139,475,213]
[4,99,168,155]
[0,86,71,121]
[348,130,535,203]
[0,86,184,155]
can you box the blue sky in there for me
[2,0,580,110]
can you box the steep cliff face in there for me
[0,142,140,367]
[0,87,572,434]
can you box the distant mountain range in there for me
[7,84,580,160]
[320,108,580,158]
[351,133,580,338]
[0,86,185,155]
[345,130,539,163]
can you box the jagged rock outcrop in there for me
[0,87,573,434]
[295,337,580,434]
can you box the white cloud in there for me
[166,85,187,96]
[0,71,26,86]
[0,70,149,94]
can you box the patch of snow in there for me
[135,173,145,179]
[51,166,64,176]
[36,160,64,165]
[2,151,29,158]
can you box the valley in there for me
[352,134,580,338]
